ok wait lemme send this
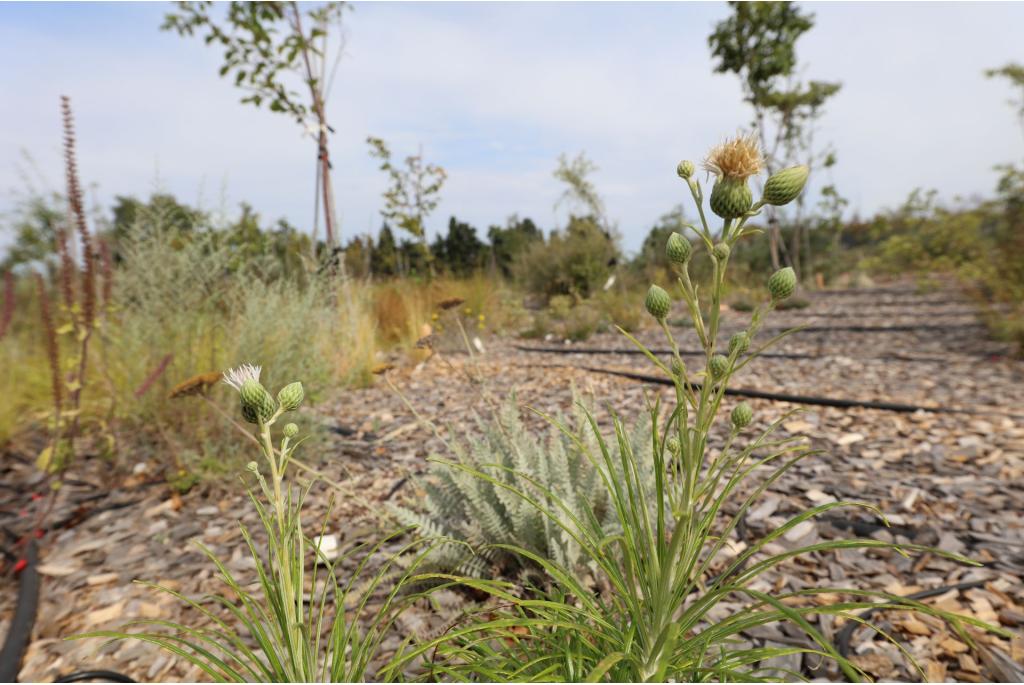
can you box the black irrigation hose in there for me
[514,344,954,364]
[0,541,39,682]
[813,288,957,298]
[778,309,982,319]
[834,579,987,658]
[54,671,136,683]
[761,323,984,335]
[545,364,1024,419]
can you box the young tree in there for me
[709,1,841,278]
[554,152,607,229]
[162,2,348,250]
[366,136,447,277]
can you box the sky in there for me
[2,1,1023,254]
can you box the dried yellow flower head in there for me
[702,133,764,182]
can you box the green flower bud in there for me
[666,437,680,455]
[645,285,671,321]
[712,242,731,262]
[670,356,686,379]
[731,402,753,429]
[246,460,259,472]
[762,165,809,206]
[676,160,695,180]
[709,178,753,220]
[277,381,304,412]
[240,379,276,424]
[283,422,299,438]
[666,232,692,265]
[728,332,750,356]
[768,267,797,302]
[708,354,729,379]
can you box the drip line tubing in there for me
[526,363,1024,419]
[515,344,958,364]
[0,541,39,682]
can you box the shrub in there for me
[514,215,619,301]
[390,396,655,580]
[102,204,375,476]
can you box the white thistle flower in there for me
[222,364,262,393]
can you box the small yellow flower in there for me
[478,314,485,321]
[431,313,439,321]
[463,307,472,316]
[702,132,764,181]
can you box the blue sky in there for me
[2,1,1023,253]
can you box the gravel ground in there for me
[2,283,1022,682]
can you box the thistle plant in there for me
[423,134,1001,682]
[74,364,448,682]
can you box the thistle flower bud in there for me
[666,232,692,265]
[277,381,304,411]
[666,437,680,455]
[645,285,671,321]
[728,331,750,356]
[731,402,753,429]
[670,356,686,378]
[283,423,299,438]
[240,379,276,424]
[709,178,753,220]
[712,242,731,262]
[708,354,729,379]
[246,460,259,472]
[762,165,809,206]
[768,267,797,302]
[676,160,695,180]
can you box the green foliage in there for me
[709,1,813,103]
[371,223,400,276]
[0,191,66,270]
[391,395,655,580]
[514,215,619,301]
[431,217,485,276]
[487,215,542,278]
[107,202,358,472]
[366,137,447,242]
[162,2,347,123]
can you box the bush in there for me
[514,215,619,301]
[90,204,374,476]
[391,396,655,580]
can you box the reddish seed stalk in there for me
[0,271,14,340]
[61,95,96,329]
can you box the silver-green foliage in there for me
[390,395,656,579]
